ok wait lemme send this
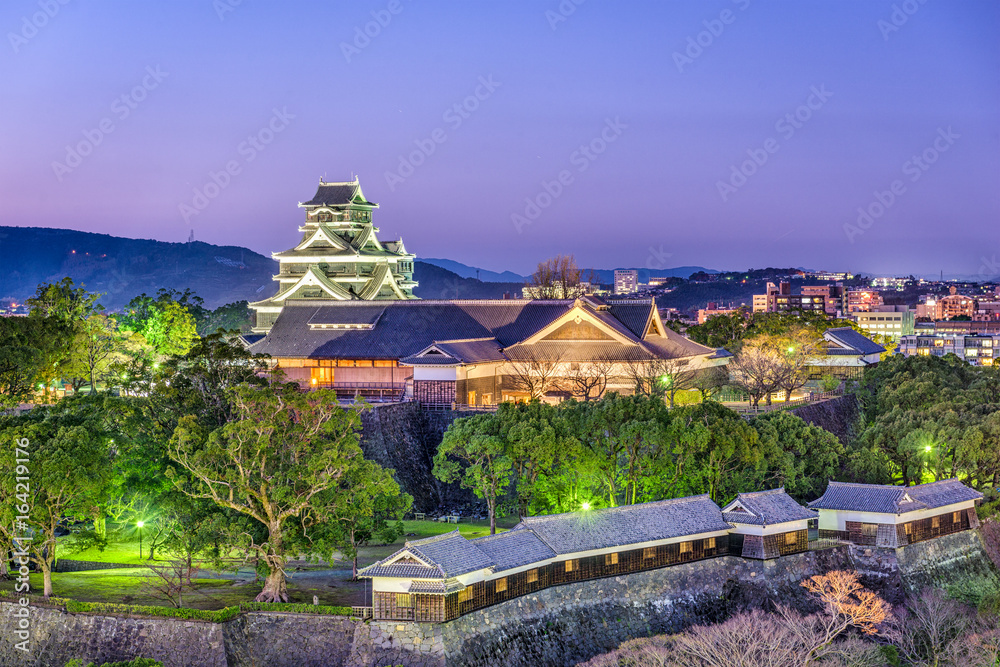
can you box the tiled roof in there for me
[824,328,886,356]
[301,181,374,207]
[516,495,731,555]
[432,338,506,364]
[723,488,816,526]
[407,580,466,594]
[471,529,556,572]
[808,479,981,514]
[360,495,732,583]
[405,530,495,578]
[359,563,443,579]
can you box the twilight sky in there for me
[1,0,997,277]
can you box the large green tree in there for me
[0,398,113,596]
[168,385,369,602]
[433,413,513,534]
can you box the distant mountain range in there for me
[421,258,719,284]
[0,227,525,309]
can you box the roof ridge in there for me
[912,478,962,488]
[521,495,715,524]
[406,529,463,547]
[435,337,499,344]
[739,487,785,497]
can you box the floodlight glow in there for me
[137,521,144,528]
[925,446,932,452]
[581,502,591,511]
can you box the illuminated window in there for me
[494,577,507,593]
[952,511,961,523]
[604,553,618,566]
[706,537,716,550]
[932,516,940,529]
[565,559,577,573]
[337,359,355,367]
[904,522,913,535]
[785,532,797,546]
[643,547,656,559]
[355,359,373,367]
[396,594,412,608]
[374,360,396,367]
[680,542,693,554]
[458,587,473,603]
[527,569,538,583]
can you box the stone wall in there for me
[2,530,994,667]
[789,394,860,445]
[54,560,135,573]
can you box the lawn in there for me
[24,516,521,610]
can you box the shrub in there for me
[65,600,240,623]
[239,601,352,616]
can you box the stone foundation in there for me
[1,530,995,667]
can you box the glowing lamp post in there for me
[137,521,145,559]
[581,502,590,511]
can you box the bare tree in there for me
[566,359,615,401]
[693,365,729,401]
[625,357,698,407]
[774,329,826,402]
[503,348,566,400]
[727,342,785,407]
[525,254,594,299]
[141,559,200,607]
[886,588,998,667]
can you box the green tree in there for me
[167,385,367,602]
[0,398,113,596]
[119,291,198,357]
[750,411,844,501]
[25,277,103,322]
[433,413,512,534]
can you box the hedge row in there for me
[64,600,241,623]
[239,601,353,616]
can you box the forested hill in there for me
[0,226,521,310]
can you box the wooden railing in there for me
[727,389,844,417]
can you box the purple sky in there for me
[1,0,998,277]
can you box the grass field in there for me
[14,516,518,609]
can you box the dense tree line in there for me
[434,396,843,533]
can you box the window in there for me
[904,522,913,535]
[396,594,412,608]
[605,553,618,566]
[494,577,507,593]
[953,511,962,523]
[680,541,693,554]
[468,391,476,405]
[643,547,656,560]
[527,569,538,583]
[458,587,472,603]
[706,537,716,550]
[785,532,797,546]
[932,516,940,529]
[565,559,577,573]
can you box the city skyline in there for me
[1,0,998,278]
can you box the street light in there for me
[137,521,144,559]
[581,502,591,511]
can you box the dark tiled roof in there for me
[641,331,718,359]
[360,563,443,579]
[407,580,465,594]
[503,341,656,363]
[471,529,557,572]
[517,495,730,555]
[723,488,816,526]
[400,352,460,366]
[825,328,886,356]
[250,300,575,359]
[432,338,506,364]
[605,301,651,337]
[307,305,386,326]
[301,181,374,207]
[808,479,981,514]
[405,530,495,578]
